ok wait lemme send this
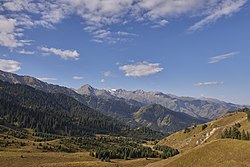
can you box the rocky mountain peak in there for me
[77,84,96,96]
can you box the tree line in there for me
[221,123,250,140]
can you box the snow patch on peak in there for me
[108,89,117,93]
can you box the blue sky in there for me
[0,0,249,105]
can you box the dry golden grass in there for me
[158,112,249,152]
[147,112,250,167]
[0,151,160,167]
[146,139,250,167]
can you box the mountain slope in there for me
[146,110,250,166]
[77,86,241,120]
[0,80,127,136]
[0,70,141,127]
[158,111,249,151]
[109,89,242,119]
[134,104,204,134]
[147,139,250,167]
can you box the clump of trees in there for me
[242,108,250,121]
[184,127,191,133]
[92,147,158,160]
[0,125,27,139]
[221,123,250,140]
[153,145,179,159]
[33,132,63,142]
[201,124,208,131]
[63,136,179,160]
[90,145,179,160]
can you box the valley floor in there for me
[0,150,160,167]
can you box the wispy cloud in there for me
[189,0,247,31]
[100,79,105,83]
[38,77,57,81]
[89,29,137,44]
[193,81,224,86]
[151,19,168,28]
[119,61,163,77]
[73,76,84,80]
[116,31,138,36]
[208,52,239,64]
[16,49,35,55]
[103,71,116,77]
[0,59,21,72]
[41,47,80,60]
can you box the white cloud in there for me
[73,76,84,80]
[41,47,80,60]
[0,15,19,48]
[103,71,116,77]
[208,52,239,64]
[0,0,246,46]
[189,0,247,31]
[100,79,105,83]
[193,81,224,86]
[116,31,137,36]
[0,59,21,72]
[37,77,57,81]
[119,61,163,77]
[136,0,208,24]
[90,29,137,44]
[16,49,35,55]
[3,2,21,11]
[66,0,134,26]
[0,15,32,48]
[151,19,169,28]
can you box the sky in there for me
[0,0,249,105]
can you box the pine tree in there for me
[241,130,247,140]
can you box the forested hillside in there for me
[0,80,163,140]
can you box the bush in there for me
[201,124,208,131]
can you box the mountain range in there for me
[76,84,241,120]
[0,70,242,134]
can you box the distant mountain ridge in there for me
[0,70,240,134]
[134,104,203,134]
[76,84,242,120]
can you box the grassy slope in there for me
[147,139,250,167]
[0,151,160,167]
[147,112,250,167]
[158,112,247,151]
